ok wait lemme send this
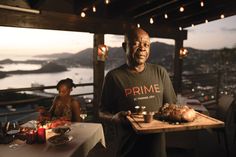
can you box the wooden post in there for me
[93,34,105,121]
[173,39,183,94]
[216,70,221,104]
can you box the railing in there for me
[0,83,94,119]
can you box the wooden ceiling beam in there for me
[26,0,47,9]
[0,8,186,39]
[107,0,154,18]
[126,0,167,17]
[173,2,236,28]
[141,24,187,40]
[133,0,179,19]
[133,0,199,19]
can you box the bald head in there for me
[125,28,150,43]
[122,27,151,71]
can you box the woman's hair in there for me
[56,78,76,90]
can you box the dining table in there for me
[0,122,106,157]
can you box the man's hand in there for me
[111,111,131,124]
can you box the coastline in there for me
[0,62,67,79]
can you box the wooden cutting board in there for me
[127,112,224,134]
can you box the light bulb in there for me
[164,14,168,19]
[81,12,86,18]
[149,17,154,24]
[200,1,204,7]
[179,6,184,12]
[92,6,96,12]
[105,0,110,4]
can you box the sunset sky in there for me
[0,15,235,57]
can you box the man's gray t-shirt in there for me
[100,63,177,157]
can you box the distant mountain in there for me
[1,42,235,75]
[54,42,178,70]
[0,59,14,64]
[54,46,126,69]
[35,52,73,59]
[3,62,67,75]
[0,58,46,64]
[0,71,7,79]
[54,42,236,73]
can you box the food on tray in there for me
[157,103,197,122]
[48,135,73,146]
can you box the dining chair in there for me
[211,94,235,157]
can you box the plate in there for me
[52,126,71,134]
[48,135,73,146]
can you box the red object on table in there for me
[26,130,37,144]
[37,127,46,143]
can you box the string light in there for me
[220,14,225,19]
[179,6,184,12]
[149,17,154,24]
[164,14,168,19]
[105,0,110,4]
[205,19,208,23]
[137,23,140,28]
[81,11,86,18]
[92,6,96,12]
[200,1,204,7]
[179,27,182,31]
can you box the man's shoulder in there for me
[107,64,126,75]
[146,63,167,72]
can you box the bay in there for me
[0,67,94,95]
[0,57,95,122]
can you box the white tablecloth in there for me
[0,123,106,157]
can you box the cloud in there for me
[105,35,123,47]
[221,27,236,32]
[187,29,195,33]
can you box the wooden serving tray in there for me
[127,112,224,134]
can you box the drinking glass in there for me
[80,108,88,122]
[5,121,20,149]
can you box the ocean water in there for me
[0,63,41,71]
[0,58,94,94]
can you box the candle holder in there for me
[37,127,46,144]
[135,106,146,115]
[143,112,155,123]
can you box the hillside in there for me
[55,42,176,69]
[55,42,236,73]
[3,62,67,75]
[35,52,73,59]
[1,42,235,74]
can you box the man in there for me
[99,27,176,157]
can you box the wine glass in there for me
[80,108,88,122]
[5,121,20,149]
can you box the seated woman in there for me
[49,78,81,122]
